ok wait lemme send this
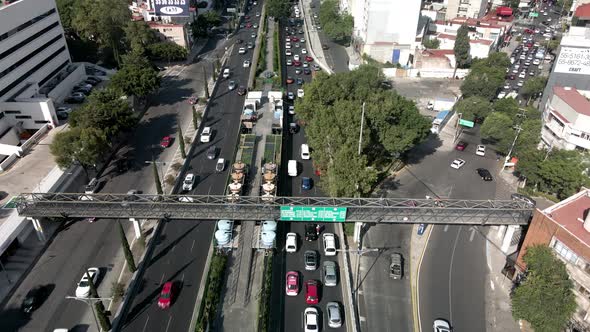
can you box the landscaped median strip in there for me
[193,248,229,332]
[257,252,274,332]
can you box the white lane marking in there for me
[181,273,185,283]
[142,315,150,332]
[191,239,196,252]
[469,228,476,242]
[448,226,462,324]
[165,315,173,332]
[176,65,188,77]
[160,273,165,284]
[490,280,495,291]
[443,225,449,232]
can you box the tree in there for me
[148,42,188,63]
[50,127,108,179]
[86,269,111,330]
[69,88,135,138]
[203,70,210,99]
[493,98,520,118]
[423,38,440,49]
[460,53,510,100]
[192,108,201,130]
[110,52,161,98]
[511,245,576,332]
[71,0,130,64]
[521,76,548,102]
[319,0,354,43]
[178,126,186,159]
[480,112,514,154]
[152,159,163,195]
[556,0,573,14]
[56,0,77,31]
[117,220,137,273]
[326,145,378,197]
[267,0,291,19]
[454,96,492,122]
[191,11,222,37]
[514,118,542,153]
[123,21,158,54]
[453,24,470,77]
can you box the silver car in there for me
[323,261,337,286]
[326,302,342,328]
[304,250,317,271]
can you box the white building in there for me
[445,0,488,20]
[541,86,590,151]
[346,0,423,65]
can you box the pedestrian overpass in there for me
[15,193,534,225]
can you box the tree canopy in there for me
[454,96,492,122]
[124,21,158,54]
[267,0,291,19]
[147,42,188,62]
[296,65,431,196]
[454,24,471,69]
[521,76,548,101]
[460,52,510,100]
[50,127,108,176]
[110,52,161,98]
[511,245,576,332]
[480,112,515,153]
[423,38,440,49]
[319,0,354,43]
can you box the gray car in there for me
[206,146,217,160]
[326,302,342,328]
[304,250,317,271]
[229,80,237,90]
[323,261,337,286]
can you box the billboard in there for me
[154,0,190,17]
[554,47,590,75]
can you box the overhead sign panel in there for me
[280,206,347,222]
[459,119,474,128]
[154,0,190,17]
[555,47,590,75]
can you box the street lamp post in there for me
[65,296,112,332]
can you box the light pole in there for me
[65,296,112,331]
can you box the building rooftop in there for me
[543,189,590,249]
[561,26,590,48]
[422,49,455,58]
[575,3,590,18]
[553,86,590,117]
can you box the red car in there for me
[157,282,174,309]
[455,141,467,151]
[524,28,534,34]
[293,60,302,67]
[291,36,299,42]
[286,77,295,84]
[305,56,313,62]
[160,136,172,148]
[285,271,299,296]
[305,280,319,304]
[246,23,252,28]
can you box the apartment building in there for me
[516,189,590,328]
[346,0,423,65]
[445,0,488,20]
[541,86,590,151]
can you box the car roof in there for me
[162,281,173,292]
[186,173,195,179]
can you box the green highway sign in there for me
[280,206,347,222]
[459,119,475,128]
[529,12,539,17]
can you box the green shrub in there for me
[257,253,273,332]
[196,252,228,332]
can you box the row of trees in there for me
[296,65,431,197]
[319,0,354,43]
[267,0,291,19]
[57,0,188,66]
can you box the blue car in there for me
[301,177,312,190]
[417,223,427,236]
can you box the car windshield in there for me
[161,292,171,299]
[184,178,192,184]
[307,323,317,329]
[78,280,89,288]
[288,283,296,290]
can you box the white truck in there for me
[427,98,456,112]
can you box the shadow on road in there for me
[148,223,201,268]
[404,134,443,165]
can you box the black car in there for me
[322,44,329,50]
[305,223,318,241]
[296,78,304,85]
[65,95,85,103]
[22,286,48,313]
[476,168,493,181]
[236,38,243,44]
[206,146,217,160]
[303,68,311,75]
[237,87,247,95]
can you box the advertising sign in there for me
[554,47,590,75]
[280,206,347,222]
[154,0,190,17]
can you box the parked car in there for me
[229,80,237,90]
[476,145,485,156]
[75,267,100,298]
[65,93,85,103]
[157,281,174,309]
[200,127,212,143]
[476,168,493,181]
[285,271,300,296]
[450,159,465,169]
[455,141,467,151]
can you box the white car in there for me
[497,92,506,99]
[450,159,465,169]
[519,71,526,79]
[238,47,246,54]
[533,59,541,65]
[301,48,307,54]
[476,145,485,156]
[285,42,291,49]
[287,91,294,100]
[289,105,295,115]
[517,80,524,87]
[243,60,251,68]
[297,89,304,98]
[294,54,300,61]
[323,233,337,256]
[200,126,212,142]
[183,173,196,191]
[433,319,451,332]
[75,267,99,298]
[285,37,291,42]
[503,83,510,90]
[300,38,305,43]
[286,232,297,253]
[286,49,292,56]
[286,59,293,66]
[304,307,319,332]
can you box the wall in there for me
[0,126,19,146]
[0,98,58,129]
[408,68,469,78]
[46,63,85,102]
[0,153,17,171]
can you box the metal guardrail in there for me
[16,193,533,225]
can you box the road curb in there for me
[337,224,359,332]
[299,0,333,74]
[188,237,215,332]
[411,224,434,332]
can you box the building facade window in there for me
[0,22,61,61]
[0,8,57,42]
[553,239,579,264]
[4,110,21,114]
[0,34,64,79]
[14,115,32,119]
[34,120,50,124]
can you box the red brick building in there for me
[517,188,590,327]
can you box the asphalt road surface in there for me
[120,2,265,332]
[268,12,346,332]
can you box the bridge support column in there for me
[130,218,142,239]
[353,222,363,244]
[497,225,507,240]
[28,217,46,242]
[501,225,518,253]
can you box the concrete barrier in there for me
[337,224,360,332]
[0,153,18,172]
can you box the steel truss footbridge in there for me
[15,193,534,225]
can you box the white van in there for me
[223,68,230,79]
[288,160,298,176]
[301,144,310,160]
